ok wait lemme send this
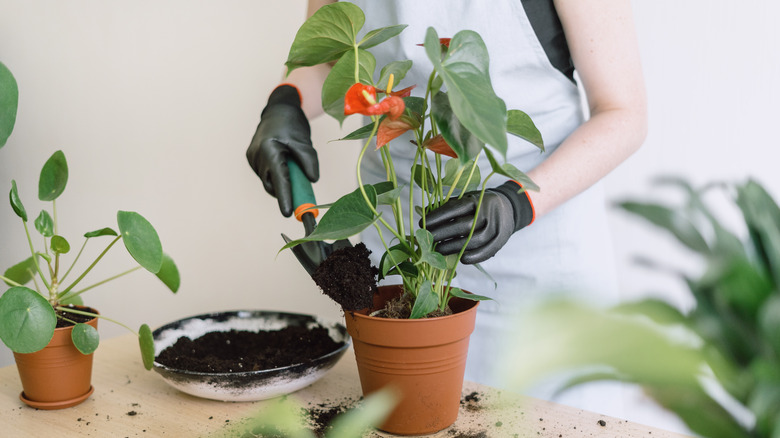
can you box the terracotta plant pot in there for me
[13,311,98,410]
[344,284,479,435]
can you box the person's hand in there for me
[425,181,535,264]
[247,84,319,217]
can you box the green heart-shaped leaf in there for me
[285,2,364,73]
[0,287,56,353]
[71,322,99,355]
[117,211,163,273]
[373,181,403,206]
[410,280,438,319]
[322,49,376,123]
[139,323,155,370]
[9,180,27,221]
[447,287,492,301]
[414,229,447,270]
[281,185,378,248]
[0,61,18,149]
[432,92,485,164]
[359,24,407,49]
[377,60,413,91]
[484,148,539,191]
[155,253,180,293]
[424,28,507,155]
[38,150,68,201]
[508,109,544,152]
[34,210,54,237]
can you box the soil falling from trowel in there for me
[312,242,377,311]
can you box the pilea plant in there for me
[0,150,179,369]
[281,2,544,318]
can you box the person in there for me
[247,0,647,420]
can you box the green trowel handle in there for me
[287,158,318,222]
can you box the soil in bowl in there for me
[155,326,341,373]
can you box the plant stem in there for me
[356,120,409,249]
[0,274,22,287]
[457,154,482,200]
[60,235,122,296]
[58,266,142,301]
[23,221,51,292]
[56,306,139,336]
[52,199,58,235]
[62,239,89,283]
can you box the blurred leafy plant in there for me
[216,388,397,438]
[0,150,179,369]
[507,178,780,438]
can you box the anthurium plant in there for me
[0,150,179,369]
[281,2,544,318]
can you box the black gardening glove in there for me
[425,180,535,264]
[247,84,319,217]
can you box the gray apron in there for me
[346,0,626,418]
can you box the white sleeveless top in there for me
[345,0,626,418]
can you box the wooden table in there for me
[0,334,691,437]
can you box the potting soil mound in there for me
[312,242,377,311]
[155,327,341,373]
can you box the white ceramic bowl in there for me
[152,310,350,402]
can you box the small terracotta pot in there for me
[13,309,98,410]
[344,285,478,435]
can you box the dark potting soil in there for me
[312,242,377,311]
[55,306,97,328]
[155,327,341,373]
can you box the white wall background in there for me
[1,0,778,432]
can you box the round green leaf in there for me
[0,287,56,353]
[50,235,70,254]
[34,210,54,237]
[9,180,27,222]
[155,253,180,293]
[138,323,155,370]
[71,323,99,355]
[0,61,18,149]
[84,227,118,238]
[117,211,163,273]
[3,257,37,286]
[38,150,68,201]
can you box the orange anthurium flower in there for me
[423,135,458,158]
[344,83,378,116]
[377,118,415,148]
[344,83,406,120]
[416,38,451,48]
[384,85,416,98]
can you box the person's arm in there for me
[282,0,336,118]
[527,0,647,218]
[245,0,336,216]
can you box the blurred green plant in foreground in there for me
[500,177,780,438]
